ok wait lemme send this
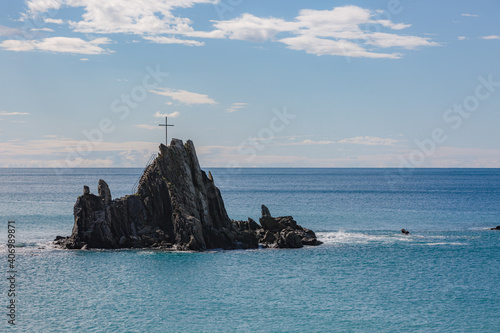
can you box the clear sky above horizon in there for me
[0,0,499,168]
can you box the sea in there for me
[0,168,498,332]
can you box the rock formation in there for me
[491,226,500,230]
[55,139,321,251]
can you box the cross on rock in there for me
[158,116,174,145]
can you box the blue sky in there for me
[0,0,499,167]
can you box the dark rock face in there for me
[55,139,321,251]
[491,226,500,230]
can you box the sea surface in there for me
[0,168,499,332]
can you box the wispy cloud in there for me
[300,139,336,145]
[0,138,159,167]
[480,35,500,40]
[226,103,248,113]
[196,145,500,167]
[458,36,467,40]
[150,88,217,105]
[135,124,161,130]
[461,13,479,18]
[44,18,64,25]
[211,6,438,59]
[153,111,180,118]
[338,136,397,146]
[31,27,54,32]
[18,3,437,59]
[0,37,113,54]
[0,111,30,116]
[0,25,22,37]
[143,36,204,47]
[79,58,89,61]
[24,0,215,45]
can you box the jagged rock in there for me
[98,179,112,204]
[491,226,500,230]
[261,204,271,217]
[83,186,90,195]
[257,206,322,248]
[55,139,321,251]
[277,229,303,248]
[247,218,260,230]
[260,230,277,244]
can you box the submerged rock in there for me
[55,139,321,251]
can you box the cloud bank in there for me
[5,2,438,58]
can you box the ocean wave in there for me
[317,230,469,246]
[0,241,61,254]
[316,230,408,244]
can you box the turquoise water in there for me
[0,168,499,332]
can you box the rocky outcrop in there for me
[491,226,500,230]
[55,139,321,251]
[256,205,322,248]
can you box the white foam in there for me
[317,230,409,245]
[420,242,467,246]
[317,231,469,246]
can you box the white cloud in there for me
[461,13,479,18]
[213,13,293,42]
[25,0,216,45]
[27,0,62,14]
[143,36,203,46]
[458,36,467,40]
[0,111,30,116]
[44,18,64,24]
[150,88,216,105]
[280,35,402,59]
[226,103,248,113]
[154,111,180,118]
[0,138,159,167]
[136,124,161,130]
[195,145,500,167]
[211,5,438,59]
[19,3,437,59]
[366,32,438,50]
[0,37,112,54]
[79,58,89,61]
[480,35,500,40]
[31,27,54,32]
[338,136,397,146]
[0,25,22,37]
[301,139,336,145]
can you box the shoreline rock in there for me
[55,139,321,251]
